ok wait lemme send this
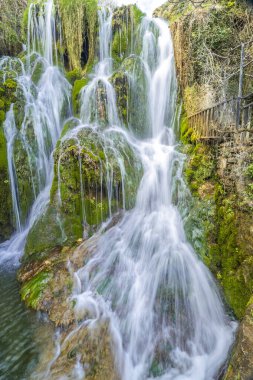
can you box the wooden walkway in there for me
[188,93,253,143]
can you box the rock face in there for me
[49,322,120,380]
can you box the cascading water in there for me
[0,0,71,265]
[0,1,70,377]
[38,4,236,380]
[0,0,237,379]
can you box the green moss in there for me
[13,137,36,224]
[66,69,82,85]
[246,163,253,179]
[84,198,110,226]
[132,4,143,25]
[215,195,253,319]
[0,111,5,123]
[25,127,142,261]
[20,270,52,309]
[4,79,17,90]
[184,142,215,196]
[109,71,129,124]
[111,5,144,68]
[0,99,5,109]
[181,125,253,319]
[120,56,149,136]
[0,77,18,241]
[72,78,88,116]
[0,124,13,241]
[31,60,45,84]
[24,206,70,262]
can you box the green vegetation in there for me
[58,0,98,71]
[0,0,26,56]
[0,76,18,241]
[72,78,88,115]
[180,111,253,319]
[20,270,52,309]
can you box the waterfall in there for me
[0,0,236,379]
[4,106,22,232]
[0,0,71,265]
[41,4,235,380]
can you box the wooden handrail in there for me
[188,93,253,120]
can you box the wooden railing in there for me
[188,93,253,142]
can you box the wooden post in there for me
[236,43,245,128]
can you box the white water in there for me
[47,6,236,380]
[0,0,236,378]
[0,0,71,265]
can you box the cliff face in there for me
[156,1,253,379]
[155,0,253,111]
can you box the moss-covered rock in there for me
[116,55,149,136]
[19,233,122,378]
[13,136,36,225]
[112,5,144,68]
[23,125,142,262]
[0,75,18,241]
[215,195,253,319]
[109,70,129,124]
[72,77,88,115]
[20,270,52,309]
[24,206,70,262]
[180,110,253,321]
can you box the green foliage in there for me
[246,163,253,179]
[180,112,198,145]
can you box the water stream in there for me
[0,1,236,379]
[62,8,236,380]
